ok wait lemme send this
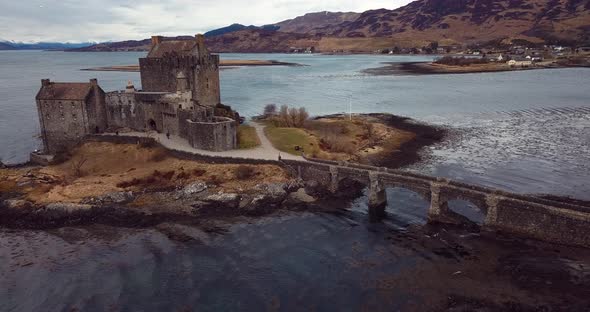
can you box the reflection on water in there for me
[2,204,590,311]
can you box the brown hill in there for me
[69,1,590,53]
[274,11,360,34]
[204,29,317,53]
[314,0,590,47]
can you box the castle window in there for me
[60,113,65,120]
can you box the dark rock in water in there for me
[283,188,317,208]
[284,179,305,193]
[155,223,211,243]
[304,180,330,197]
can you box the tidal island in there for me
[1,35,590,250]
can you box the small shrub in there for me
[71,157,88,177]
[209,175,223,185]
[149,148,168,162]
[235,165,255,180]
[176,171,190,180]
[192,168,206,177]
[161,170,175,180]
[52,150,72,165]
[139,139,156,148]
[321,136,356,154]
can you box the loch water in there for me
[1,51,590,311]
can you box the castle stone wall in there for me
[105,92,146,131]
[36,99,89,154]
[186,117,237,151]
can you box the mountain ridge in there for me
[68,0,590,53]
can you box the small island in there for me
[82,60,303,72]
[364,55,590,76]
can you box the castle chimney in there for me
[151,36,163,46]
[41,79,50,87]
[195,34,204,45]
[89,78,98,86]
[195,34,206,57]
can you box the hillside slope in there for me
[67,0,590,53]
[274,11,360,33]
[314,0,590,46]
[0,42,15,50]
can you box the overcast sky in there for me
[0,0,412,43]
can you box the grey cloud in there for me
[0,0,411,42]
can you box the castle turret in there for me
[195,34,207,58]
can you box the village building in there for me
[35,34,238,155]
[508,59,533,68]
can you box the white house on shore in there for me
[508,59,533,67]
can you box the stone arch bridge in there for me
[281,157,590,248]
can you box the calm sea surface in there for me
[1,50,589,198]
[1,51,590,310]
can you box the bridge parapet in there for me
[289,156,590,248]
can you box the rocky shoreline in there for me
[0,174,363,230]
[363,61,590,76]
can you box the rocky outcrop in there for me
[0,179,323,229]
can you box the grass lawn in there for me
[264,126,320,156]
[237,125,261,149]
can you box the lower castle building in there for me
[35,34,237,155]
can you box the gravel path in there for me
[107,121,305,161]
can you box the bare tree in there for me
[71,157,88,177]
[297,107,309,127]
[279,105,289,127]
[263,104,277,116]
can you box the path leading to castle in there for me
[108,121,305,161]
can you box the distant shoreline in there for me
[82,60,303,72]
[363,61,590,76]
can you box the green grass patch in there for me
[264,126,320,156]
[237,125,261,149]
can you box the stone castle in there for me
[35,34,237,155]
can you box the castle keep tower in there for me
[139,34,221,107]
[35,34,237,155]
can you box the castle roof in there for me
[36,82,93,101]
[147,40,198,58]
